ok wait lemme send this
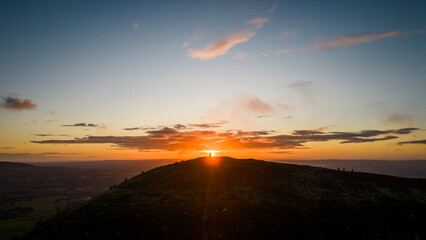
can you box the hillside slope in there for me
[23,157,426,240]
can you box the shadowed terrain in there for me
[22,157,426,240]
[0,160,172,240]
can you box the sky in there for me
[1,0,426,161]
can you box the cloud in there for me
[231,50,248,60]
[314,30,424,50]
[187,29,255,60]
[0,147,14,149]
[202,93,286,122]
[267,0,279,13]
[124,122,229,132]
[247,17,269,29]
[261,50,272,57]
[189,121,228,129]
[0,96,37,111]
[123,126,159,131]
[62,123,98,127]
[275,49,290,55]
[261,49,291,57]
[288,81,314,103]
[279,30,297,39]
[270,150,294,154]
[124,127,142,131]
[133,21,139,30]
[398,139,426,145]
[32,127,418,152]
[174,124,187,130]
[32,134,69,137]
[384,112,413,125]
[341,135,397,144]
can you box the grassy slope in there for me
[24,157,426,240]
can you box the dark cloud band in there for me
[31,127,419,152]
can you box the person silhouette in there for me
[209,152,212,157]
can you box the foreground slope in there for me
[24,157,426,240]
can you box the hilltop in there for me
[23,157,426,239]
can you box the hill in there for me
[23,157,426,240]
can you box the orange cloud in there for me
[314,30,424,50]
[32,127,419,153]
[247,17,269,29]
[187,29,255,60]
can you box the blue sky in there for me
[1,0,425,161]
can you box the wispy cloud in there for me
[247,17,269,29]
[267,0,279,13]
[124,121,229,132]
[123,126,158,131]
[314,30,424,50]
[32,127,419,152]
[398,139,426,145]
[133,21,139,30]
[0,96,37,111]
[189,121,229,129]
[32,134,69,137]
[202,93,289,122]
[275,49,290,55]
[261,50,272,57]
[187,29,255,60]
[279,30,297,39]
[62,123,98,127]
[0,147,14,150]
[261,49,291,56]
[288,81,314,103]
[383,111,413,126]
[231,50,248,60]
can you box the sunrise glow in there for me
[0,1,425,162]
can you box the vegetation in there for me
[21,157,426,240]
[0,161,169,240]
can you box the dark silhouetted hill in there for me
[23,157,426,240]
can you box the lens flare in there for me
[202,150,221,166]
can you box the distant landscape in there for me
[1,159,425,239]
[0,160,172,240]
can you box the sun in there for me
[202,150,221,166]
[203,150,219,157]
